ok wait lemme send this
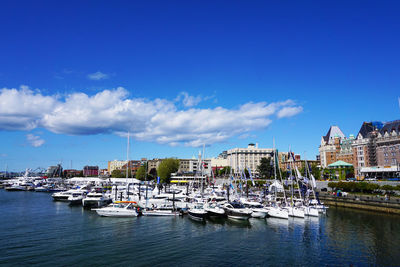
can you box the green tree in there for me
[136,164,147,181]
[111,169,131,178]
[157,158,180,183]
[257,157,274,179]
[218,166,231,177]
[310,164,321,180]
[111,170,123,178]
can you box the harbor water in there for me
[0,189,399,266]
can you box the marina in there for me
[0,189,399,266]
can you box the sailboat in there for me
[268,140,289,219]
[187,150,208,221]
[286,152,305,218]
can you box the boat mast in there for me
[273,138,277,203]
[126,132,130,183]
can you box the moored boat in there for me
[188,203,208,221]
[93,201,140,217]
[223,202,252,220]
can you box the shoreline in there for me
[319,192,400,215]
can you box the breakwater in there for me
[319,192,400,214]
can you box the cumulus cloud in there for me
[0,86,303,147]
[277,106,303,118]
[87,71,109,80]
[0,86,57,131]
[26,134,45,147]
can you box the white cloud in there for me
[87,71,109,80]
[175,92,203,107]
[277,106,303,118]
[0,86,57,131]
[0,86,303,147]
[26,134,45,147]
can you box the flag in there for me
[157,176,160,184]
[310,174,317,188]
[248,167,255,186]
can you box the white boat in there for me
[204,202,225,218]
[268,206,289,219]
[93,201,140,217]
[287,206,305,218]
[4,183,26,191]
[241,200,270,218]
[35,186,50,192]
[304,206,319,217]
[188,203,208,221]
[82,191,112,208]
[52,188,87,202]
[67,192,86,205]
[142,204,180,216]
[223,202,252,220]
[309,199,328,213]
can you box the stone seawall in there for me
[319,193,400,215]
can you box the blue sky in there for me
[1,1,399,171]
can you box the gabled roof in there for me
[328,160,353,167]
[323,126,345,144]
[357,122,375,138]
[380,120,400,134]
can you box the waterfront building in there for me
[320,120,400,179]
[147,158,162,174]
[280,159,320,172]
[351,122,383,177]
[83,166,99,176]
[226,143,287,175]
[327,160,354,180]
[210,156,229,172]
[177,157,211,176]
[63,169,81,178]
[45,164,63,177]
[107,160,128,173]
[319,126,346,168]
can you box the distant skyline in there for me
[1,1,400,171]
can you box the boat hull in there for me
[304,207,319,217]
[142,210,179,216]
[225,210,251,220]
[288,207,305,218]
[95,209,139,217]
[188,210,207,221]
[206,210,225,218]
[82,199,111,208]
[268,208,289,219]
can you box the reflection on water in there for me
[0,190,400,266]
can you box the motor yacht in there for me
[52,188,87,202]
[188,203,208,221]
[82,190,112,208]
[247,203,270,219]
[142,204,180,216]
[4,183,26,191]
[223,202,252,220]
[67,192,86,205]
[93,201,140,217]
[204,202,225,218]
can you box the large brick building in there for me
[319,126,355,168]
[320,121,400,179]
